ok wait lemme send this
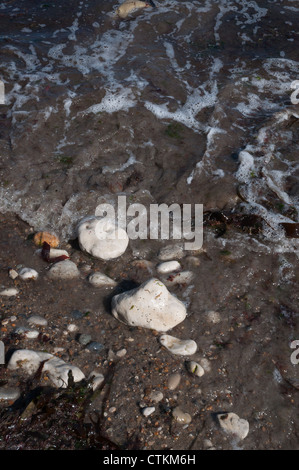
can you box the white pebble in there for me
[15,327,39,339]
[47,260,80,280]
[142,406,155,417]
[88,272,117,287]
[19,268,39,280]
[186,361,205,377]
[89,371,105,391]
[116,348,127,358]
[207,310,221,324]
[172,406,192,424]
[163,271,194,286]
[149,391,163,403]
[156,261,181,274]
[28,316,48,327]
[8,269,18,280]
[160,334,197,356]
[168,373,181,390]
[0,287,19,297]
[217,412,249,440]
[67,324,78,332]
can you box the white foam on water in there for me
[84,88,137,115]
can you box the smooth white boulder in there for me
[111,278,187,332]
[159,334,197,355]
[8,349,85,388]
[88,272,117,287]
[77,216,129,260]
[217,412,249,440]
[48,260,80,280]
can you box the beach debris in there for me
[40,242,69,263]
[217,412,249,440]
[77,216,129,260]
[33,231,59,248]
[159,334,197,356]
[116,0,154,19]
[111,278,186,332]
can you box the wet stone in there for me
[172,406,192,424]
[0,387,21,402]
[168,373,181,390]
[78,334,92,346]
[86,341,104,352]
[27,315,48,326]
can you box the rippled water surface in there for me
[0,0,298,248]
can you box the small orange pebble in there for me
[33,231,59,248]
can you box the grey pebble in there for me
[78,334,92,346]
[86,341,104,352]
[71,310,84,320]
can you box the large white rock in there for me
[48,260,80,280]
[217,412,249,440]
[8,349,85,388]
[159,334,197,355]
[111,278,186,332]
[77,216,129,260]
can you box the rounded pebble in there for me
[19,268,39,281]
[27,315,48,326]
[156,260,181,274]
[160,334,197,356]
[207,310,221,324]
[78,334,92,346]
[186,361,205,377]
[86,341,104,352]
[0,387,21,402]
[142,406,155,417]
[168,372,181,390]
[0,288,19,297]
[172,406,192,424]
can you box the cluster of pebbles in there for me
[0,215,249,446]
